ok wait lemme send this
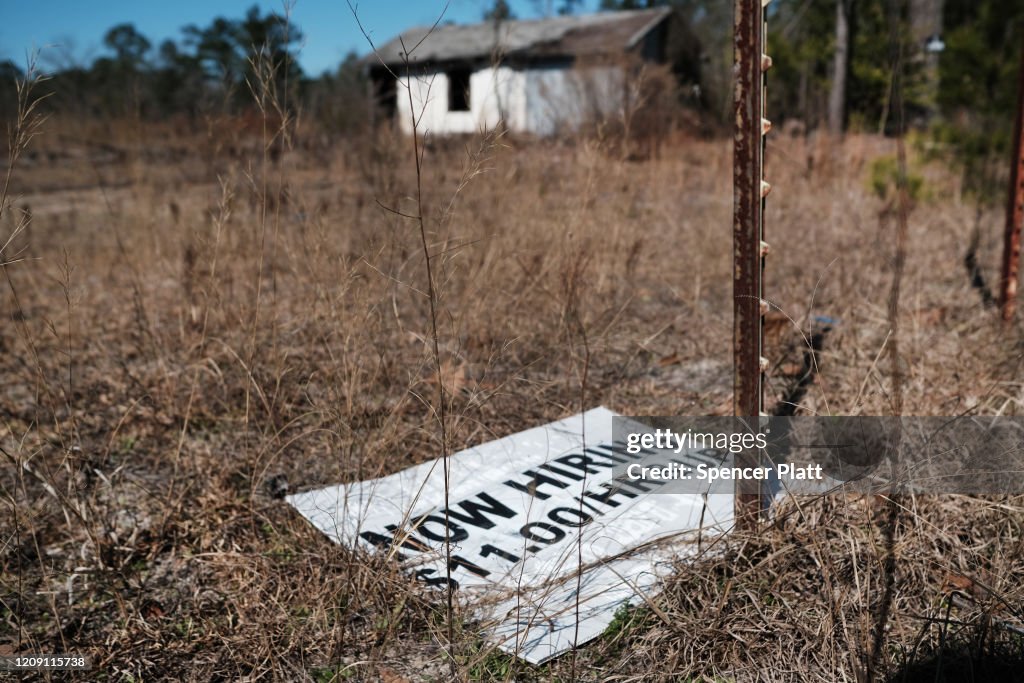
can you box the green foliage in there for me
[932,0,1024,205]
[151,39,205,115]
[767,0,928,131]
[304,52,369,138]
[182,5,303,105]
[467,647,516,679]
[15,4,305,122]
[848,1,898,130]
[104,24,152,67]
[928,117,1013,204]
[310,664,355,682]
[598,601,658,657]
[483,0,515,21]
[868,155,925,202]
[766,0,836,126]
[602,601,644,640]
[0,59,22,123]
[940,0,1022,117]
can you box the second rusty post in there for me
[1000,40,1024,322]
[734,0,771,525]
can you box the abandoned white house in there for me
[367,8,698,137]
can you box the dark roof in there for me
[370,8,673,68]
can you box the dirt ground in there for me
[2,118,1023,681]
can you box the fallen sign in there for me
[286,407,733,664]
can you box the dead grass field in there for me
[2,114,1024,681]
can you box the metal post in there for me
[1000,41,1024,322]
[734,0,771,524]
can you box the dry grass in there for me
[2,108,1023,681]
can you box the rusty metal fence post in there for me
[1000,40,1024,322]
[734,0,771,525]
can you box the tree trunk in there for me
[828,0,852,135]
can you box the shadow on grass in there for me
[889,647,1024,683]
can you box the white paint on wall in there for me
[394,64,626,137]
[524,65,624,136]
[397,66,527,136]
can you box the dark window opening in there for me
[374,76,397,121]
[448,68,471,112]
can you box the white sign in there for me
[287,407,733,663]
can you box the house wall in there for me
[394,63,625,137]
[523,64,624,136]
[397,66,527,136]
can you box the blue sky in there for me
[0,0,601,77]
